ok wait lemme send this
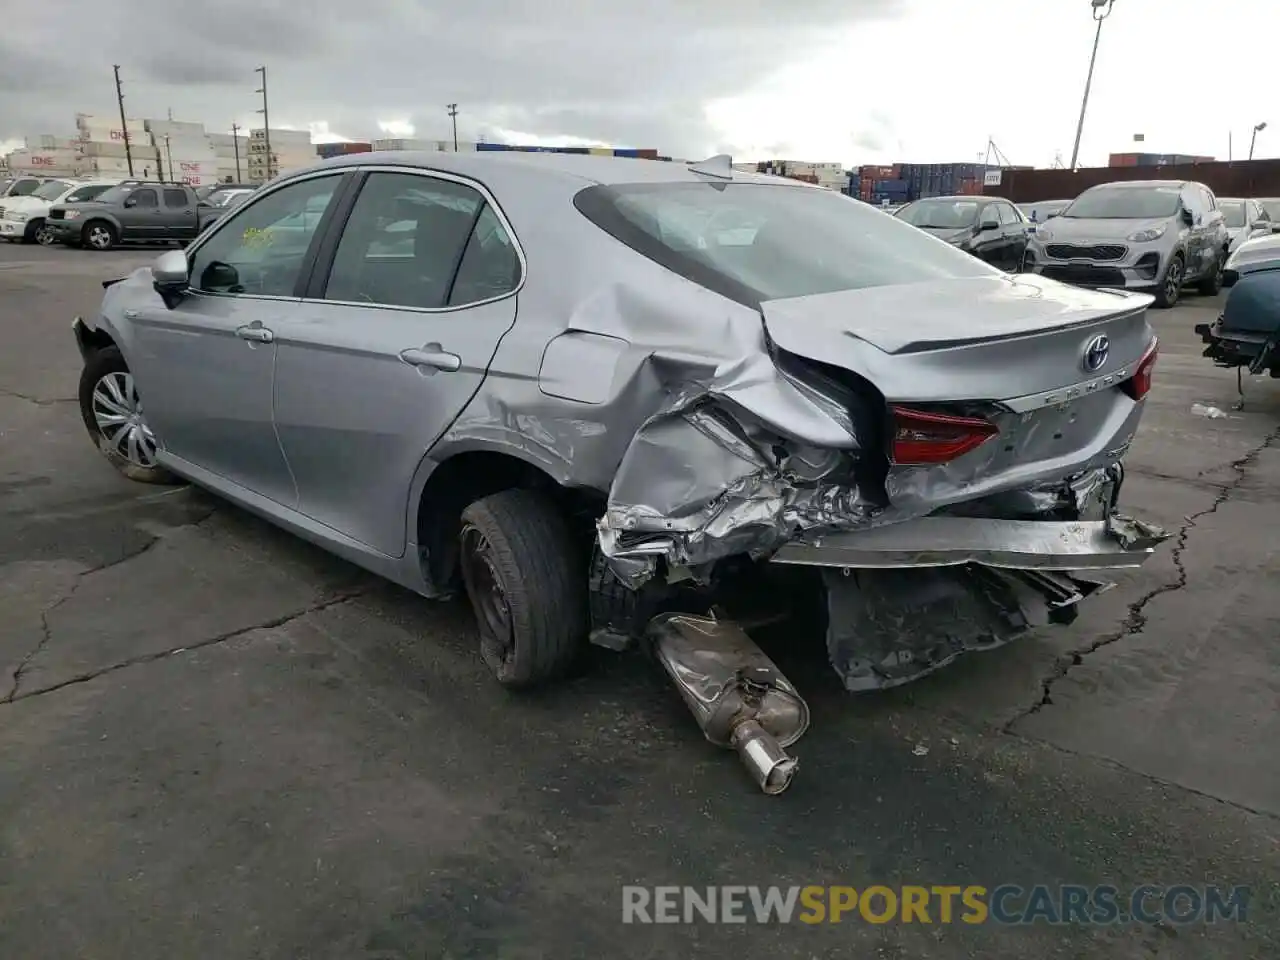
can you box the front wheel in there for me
[77,346,180,485]
[32,220,56,246]
[82,220,117,251]
[1153,253,1184,308]
[458,489,588,688]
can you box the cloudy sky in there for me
[1,0,1273,167]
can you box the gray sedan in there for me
[71,151,1166,793]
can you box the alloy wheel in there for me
[86,225,113,250]
[1164,259,1182,304]
[34,223,55,246]
[90,371,158,467]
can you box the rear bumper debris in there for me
[769,514,1165,572]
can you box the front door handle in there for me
[236,324,274,343]
[400,345,461,372]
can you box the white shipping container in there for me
[77,141,135,159]
[76,113,146,135]
[78,126,147,145]
[25,135,78,150]
[207,132,248,148]
[170,159,218,175]
[6,149,80,171]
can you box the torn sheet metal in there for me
[822,566,1113,692]
[597,352,881,588]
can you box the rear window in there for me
[1218,200,1245,228]
[573,181,996,308]
[1062,186,1181,219]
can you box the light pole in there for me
[1069,0,1117,171]
[447,103,459,151]
[163,134,173,182]
[1248,122,1267,160]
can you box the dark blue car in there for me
[1195,233,1280,386]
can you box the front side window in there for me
[1062,186,1182,220]
[188,174,341,296]
[575,182,996,309]
[323,172,487,309]
[129,188,158,208]
[996,203,1019,225]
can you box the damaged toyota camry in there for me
[72,151,1166,794]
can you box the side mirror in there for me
[123,197,138,208]
[151,249,190,309]
[1179,207,1194,226]
[979,219,999,232]
[1045,211,1060,220]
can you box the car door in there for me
[994,201,1025,270]
[271,168,523,557]
[161,186,196,239]
[124,172,349,504]
[118,186,163,240]
[970,202,1002,265]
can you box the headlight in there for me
[63,210,81,220]
[6,210,29,222]
[1035,226,1053,241]
[1127,226,1166,242]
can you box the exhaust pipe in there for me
[648,613,810,795]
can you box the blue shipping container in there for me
[476,142,510,151]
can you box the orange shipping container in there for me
[1109,153,1141,167]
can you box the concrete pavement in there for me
[1,243,1277,959]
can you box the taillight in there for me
[1120,337,1158,401]
[889,406,999,465]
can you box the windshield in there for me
[1259,199,1280,221]
[1219,200,1246,228]
[65,184,114,203]
[93,184,137,204]
[1062,186,1181,219]
[573,181,997,308]
[210,190,251,207]
[895,199,981,229]
[31,180,72,200]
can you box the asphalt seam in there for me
[2,590,366,705]
[1005,423,1280,729]
[2,508,217,703]
[0,386,75,406]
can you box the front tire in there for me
[32,219,56,246]
[83,220,117,251]
[1153,253,1184,308]
[458,489,588,688]
[78,346,180,485]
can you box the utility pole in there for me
[255,66,272,180]
[1069,0,1117,171]
[231,123,242,181]
[163,134,174,182]
[447,103,459,151]
[112,64,135,177]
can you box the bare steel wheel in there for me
[458,489,588,688]
[77,346,180,484]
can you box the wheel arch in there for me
[410,447,603,592]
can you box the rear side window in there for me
[574,181,996,308]
[131,188,158,208]
[163,188,188,207]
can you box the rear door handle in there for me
[400,345,461,372]
[236,324,274,343]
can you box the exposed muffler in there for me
[647,612,810,795]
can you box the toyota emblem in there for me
[1083,334,1110,372]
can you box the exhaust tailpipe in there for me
[648,613,810,795]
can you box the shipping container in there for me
[24,135,77,151]
[637,148,659,159]
[859,164,900,179]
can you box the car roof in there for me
[1093,180,1188,189]
[908,195,989,202]
[284,150,801,188]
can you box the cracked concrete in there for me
[2,244,1279,959]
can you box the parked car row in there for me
[896,179,1280,309]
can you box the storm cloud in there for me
[0,0,904,156]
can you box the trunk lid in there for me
[760,276,1158,517]
[760,275,1153,403]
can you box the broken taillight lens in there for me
[1120,337,1158,401]
[889,406,999,465]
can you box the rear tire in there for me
[458,489,588,688]
[82,220,117,251]
[78,346,181,485]
[1152,253,1184,308]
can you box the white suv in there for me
[0,178,121,245]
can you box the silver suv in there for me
[1027,180,1229,308]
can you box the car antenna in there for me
[688,154,733,179]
